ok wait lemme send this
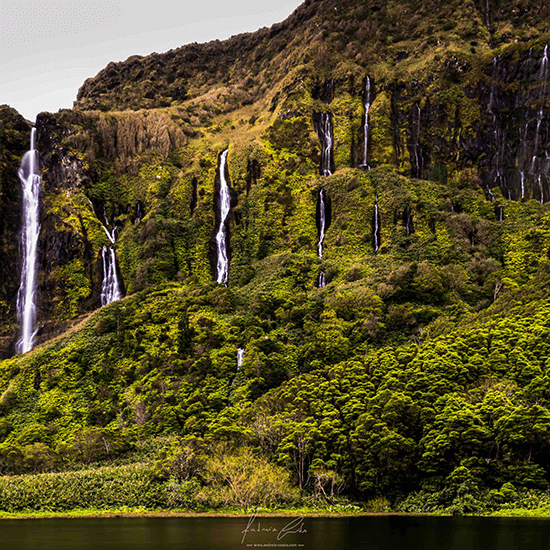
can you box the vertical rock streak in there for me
[374,194,381,254]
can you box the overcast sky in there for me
[0,1,302,121]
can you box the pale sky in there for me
[0,1,303,121]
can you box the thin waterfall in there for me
[237,348,244,370]
[488,56,508,196]
[411,104,422,178]
[361,76,372,169]
[318,189,326,259]
[373,195,381,254]
[318,271,326,289]
[216,149,231,285]
[533,45,549,162]
[530,45,549,199]
[100,221,122,306]
[16,128,41,354]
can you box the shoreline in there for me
[0,509,416,520]
[1,509,550,520]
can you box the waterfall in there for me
[100,221,122,306]
[488,56,509,196]
[216,149,231,285]
[531,45,549,177]
[317,189,326,259]
[373,195,381,254]
[318,271,326,289]
[361,76,372,169]
[411,104,422,178]
[16,128,41,354]
[237,348,244,370]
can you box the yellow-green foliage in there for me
[50,260,91,319]
[369,91,395,167]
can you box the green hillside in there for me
[1,0,550,514]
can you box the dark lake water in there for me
[1,515,550,550]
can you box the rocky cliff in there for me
[0,0,549,352]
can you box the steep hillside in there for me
[1,0,550,511]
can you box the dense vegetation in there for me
[1,0,550,515]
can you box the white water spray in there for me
[531,45,549,174]
[100,220,122,306]
[16,128,41,354]
[361,76,372,169]
[237,348,244,370]
[216,149,231,285]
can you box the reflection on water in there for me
[1,515,550,550]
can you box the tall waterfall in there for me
[237,348,244,370]
[100,222,122,306]
[216,149,231,285]
[361,76,372,169]
[488,57,505,195]
[532,45,549,162]
[318,189,326,259]
[318,271,326,289]
[16,128,41,354]
[373,195,381,254]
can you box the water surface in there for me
[2,515,550,550]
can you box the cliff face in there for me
[1,0,550,349]
[0,107,30,354]
[3,0,550,503]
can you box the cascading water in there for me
[373,195,381,254]
[488,56,510,197]
[318,189,326,259]
[100,222,122,306]
[361,76,372,169]
[237,348,244,370]
[318,271,326,289]
[532,45,549,168]
[529,45,549,203]
[16,128,41,354]
[215,149,231,285]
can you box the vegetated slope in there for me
[1,249,550,511]
[1,0,550,511]
[74,0,549,113]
